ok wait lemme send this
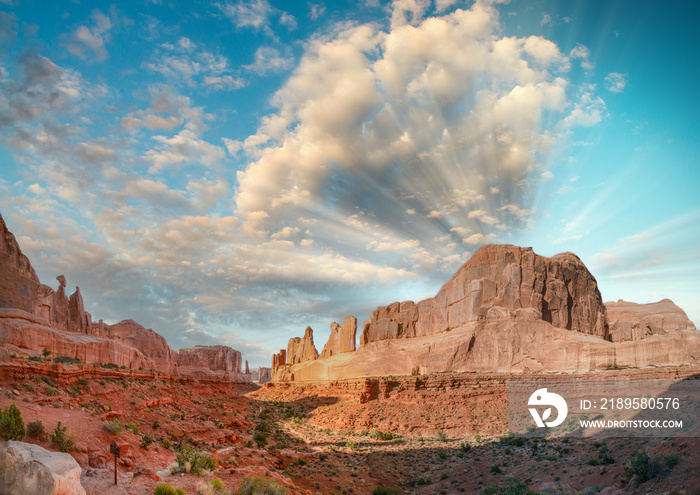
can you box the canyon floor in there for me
[0,362,698,495]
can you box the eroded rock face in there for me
[33,280,92,334]
[287,326,318,365]
[0,440,86,495]
[0,214,40,313]
[175,345,250,382]
[606,299,696,342]
[360,245,609,345]
[100,320,176,374]
[321,316,357,358]
[258,367,271,384]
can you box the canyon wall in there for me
[175,345,251,383]
[0,213,249,380]
[273,244,699,381]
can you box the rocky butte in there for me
[272,244,699,381]
[0,213,250,383]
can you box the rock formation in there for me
[258,366,271,384]
[0,440,86,495]
[175,345,250,383]
[321,316,357,358]
[0,212,251,380]
[360,245,608,345]
[273,244,699,381]
[286,326,319,365]
[99,320,176,374]
[606,299,696,342]
[0,214,40,314]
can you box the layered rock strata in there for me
[273,244,699,381]
[175,345,250,383]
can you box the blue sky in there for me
[1,0,698,367]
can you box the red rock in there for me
[0,214,40,313]
[258,367,271,384]
[286,327,318,365]
[321,316,357,358]
[175,345,250,383]
[101,320,176,374]
[133,466,159,481]
[606,299,696,342]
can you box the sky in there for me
[1,0,698,368]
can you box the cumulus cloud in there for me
[604,72,627,93]
[66,9,112,62]
[244,47,294,75]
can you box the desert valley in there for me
[1,212,698,495]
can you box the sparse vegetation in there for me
[103,419,123,435]
[371,487,399,495]
[623,450,661,485]
[436,430,447,442]
[141,433,154,449]
[53,355,81,365]
[480,477,538,495]
[154,485,187,495]
[238,475,287,495]
[369,429,394,441]
[26,419,46,440]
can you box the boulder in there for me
[0,440,86,495]
[606,299,696,342]
[321,316,357,358]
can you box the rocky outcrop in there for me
[272,349,286,377]
[606,299,696,342]
[99,320,176,374]
[0,309,175,371]
[321,316,357,358]
[273,245,699,381]
[175,345,250,383]
[360,245,608,345]
[258,367,271,384]
[287,326,319,365]
[0,214,40,314]
[33,278,93,334]
[0,440,86,495]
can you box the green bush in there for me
[175,442,215,476]
[371,487,399,495]
[253,432,267,448]
[499,432,526,447]
[103,420,123,435]
[623,450,661,485]
[53,356,81,365]
[50,421,75,452]
[480,477,538,495]
[141,433,154,449]
[436,430,447,442]
[0,403,26,441]
[27,419,46,439]
[238,476,287,495]
[154,485,186,495]
[369,429,394,441]
[127,422,140,434]
[664,453,679,468]
[491,464,501,474]
[40,376,56,387]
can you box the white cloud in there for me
[569,44,593,70]
[559,92,606,128]
[244,47,294,75]
[217,0,273,30]
[66,10,112,62]
[463,233,498,245]
[604,72,627,93]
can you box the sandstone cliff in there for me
[273,244,699,381]
[175,345,251,383]
[99,320,176,375]
[321,316,357,358]
[287,326,319,365]
[606,299,696,342]
[0,214,40,313]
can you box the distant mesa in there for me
[272,244,699,381]
[0,213,250,383]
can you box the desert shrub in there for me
[623,450,661,485]
[154,485,186,495]
[416,476,431,485]
[200,453,217,471]
[499,432,526,447]
[253,432,267,448]
[53,355,81,365]
[211,479,225,490]
[491,464,501,474]
[460,441,471,452]
[126,422,140,434]
[50,421,75,452]
[103,420,123,435]
[28,356,42,362]
[480,477,538,495]
[346,441,359,450]
[238,475,287,495]
[21,382,34,392]
[0,403,26,441]
[436,430,447,442]
[27,419,46,439]
[175,442,214,476]
[42,348,51,357]
[40,376,56,387]
[369,429,394,441]
[255,421,270,433]
[77,378,89,387]
[664,453,679,468]
[371,487,399,495]
[141,433,154,449]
